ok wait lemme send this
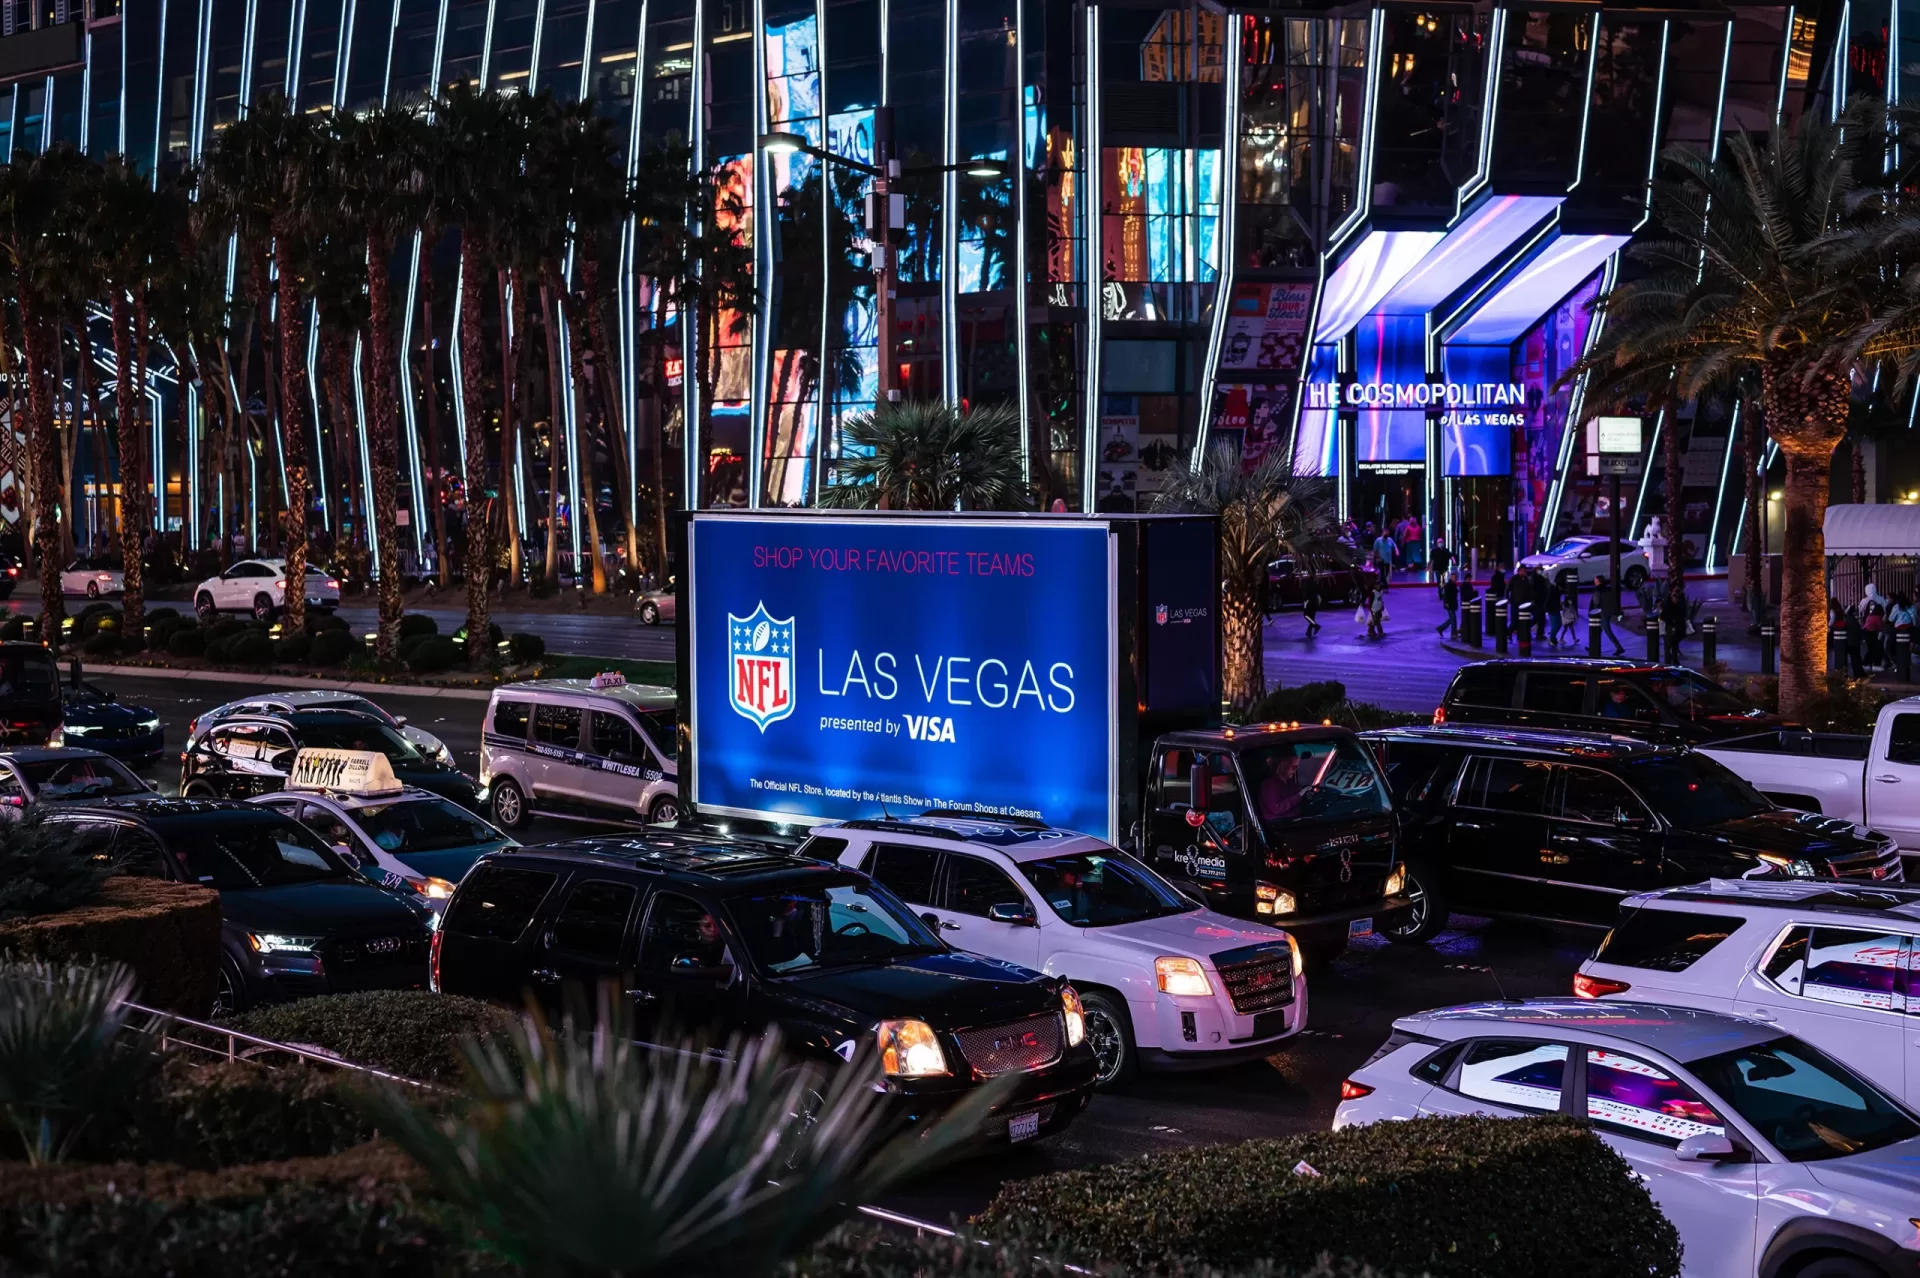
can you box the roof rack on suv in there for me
[834,818,975,844]
[1657,879,1920,920]
[916,808,1051,830]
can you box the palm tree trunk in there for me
[1663,396,1684,612]
[458,241,492,667]
[538,279,563,588]
[111,291,144,641]
[1765,365,1850,720]
[1222,581,1263,710]
[366,230,405,664]
[578,241,639,568]
[551,269,607,594]
[499,266,525,589]
[1744,395,1764,626]
[1851,433,1867,505]
[0,300,29,578]
[324,328,362,574]
[20,310,62,633]
[275,248,311,634]
[133,285,150,541]
[420,245,449,590]
[249,249,283,560]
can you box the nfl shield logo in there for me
[728,604,795,731]
[1155,604,1168,626]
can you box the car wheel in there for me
[491,777,528,830]
[252,593,276,622]
[212,953,250,1017]
[85,580,100,599]
[1788,1255,1881,1278]
[1381,862,1449,945]
[647,794,681,826]
[639,601,660,626]
[1624,565,1648,590]
[196,592,218,622]
[180,781,220,800]
[1079,990,1136,1089]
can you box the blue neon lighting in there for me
[1311,229,1445,343]
[1451,233,1629,345]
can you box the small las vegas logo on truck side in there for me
[728,604,795,731]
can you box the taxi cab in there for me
[480,672,678,831]
[253,749,516,916]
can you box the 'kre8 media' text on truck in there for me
[674,511,1409,958]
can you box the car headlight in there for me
[139,718,160,732]
[1254,881,1297,916]
[877,1019,950,1078]
[248,932,324,955]
[1155,956,1214,997]
[60,723,93,736]
[1757,852,1818,879]
[416,876,457,900]
[1061,986,1087,1047]
[1384,863,1407,897]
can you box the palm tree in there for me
[1153,444,1341,712]
[817,400,1028,510]
[1571,105,1887,720]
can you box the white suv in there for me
[1337,999,1920,1278]
[480,674,678,831]
[1576,879,1920,1109]
[811,813,1306,1089]
[194,558,341,621]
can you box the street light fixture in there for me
[760,130,808,156]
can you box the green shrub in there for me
[205,618,250,642]
[455,621,504,648]
[975,1116,1681,1278]
[146,607,180,628]
[81,632,121,658]
[788,1225,1404,1277]
[73,604,118,640]
[1239,681,1427,730]
[0,615,26,641]
[167,627,206,659]
[398,613,438,640]
[274,632,313,663]
[221,991,516,1083]
[117,1058,377,1169]
[508,632,545,664]
[223,632,273,666]
[305,610,349,635]
[0,808,119,921]
[117,632,145,656]
[308,629,357,667]
[0,878,221,1017]
[0,956,155,1163]
[406,636,460,675]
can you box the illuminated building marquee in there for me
[1304,381,1527,410]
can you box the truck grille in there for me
[1214,943,1295,1015]
[1828,845,1905,884]
[954,1014,1063,1077]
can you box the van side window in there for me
[492,699,532,738]
[590,711,641,763]
[1762,926,1907,1012]
[534,704,582,750]
[1449,667,1516,708]
[1522,671,1587,716]
[443,866,559,942]
[550,879,638,960]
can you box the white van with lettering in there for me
[479,674,679,832]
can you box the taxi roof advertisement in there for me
[686,514,1118,839]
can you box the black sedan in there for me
[53,679,163,763]
[179,707,482,810]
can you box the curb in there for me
[81,664,497,701]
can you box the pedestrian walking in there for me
[1303,582,1322,637]
[1372,530,1397,581]
[1437,571,1459,638]
[1843,604,1866,678]
[1488,564,1507,603]
[1862,588,1887,670]
[1541,572,1562,645]
[1430,540,1453,581]
[1367,584,1386,639]
[1555,587,1578,644]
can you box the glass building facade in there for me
[6,0,1912,570]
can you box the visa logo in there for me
[904,715,957,743]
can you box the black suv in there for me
[0,641,61,745]
[434,831,1099,1143]
[1360,725,1903,939]
[1437,659,1779,745]
[180,708,480,809]
[41,798,432,1013]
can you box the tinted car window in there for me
[943,855,1028,917]
[1887,713,1920,766]
[1448,667,1517,708]
[1616,754,1769,828]
[165,817,356,889]
[355,797,500,854]
[0,650,57,700]
[1557,766,1645,825]
[1018,850,1190,926]
[1463,756,1553,815]
[492,699,532,737]
[1763,926,1907,1011]
[1523,671,1589,716]
[1643,671,1755,723]
[444,865,559,941]
[295,719,424,764]
[639,891,732,970]
[591,711,640,760]
[1593,908,1745,972]
[1585,1048,1724,1147]
[1594,677,1662,725]
[727,882,939,974]
[550,879,637,960]
[535,704,582,750]
[19,755,146,800]
[1454,1039,1567,1113]
[1691,1038,1920,1161]
[795,835,848,862]
[865,844,941,905]
[1373,741,1453,804]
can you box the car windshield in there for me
[19,755,146,800]
[0,649,58,700]
[1642,671,1758,722]
[167,817,356,889]
[1018,850,1193,927]
[310,696,397,728]
[1240,737,1390,836]
[353,796,501,854]
[1689,1037,1920,1162]
[295,719,424,764]
[1616,753,1771,828]
[726,882,940,975]
[1544,539,1595,557]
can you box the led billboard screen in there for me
[688,515,1117,838]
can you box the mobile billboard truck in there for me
[677,512,1407,957]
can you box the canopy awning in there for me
[1823,504,1920,556]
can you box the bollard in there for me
[1831,626,1847,673]
[1516,603,1533,656]
[1646,617,1661,662]
[1588,605,1603,657]
[1463,596,1482,646]
[1899,629,1914,683]
[1493,599,1508,654]
[1760,623,1777,676]
[1664,612,1681,664]
[1702,615,1718,668]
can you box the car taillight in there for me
[1432,705,1446,725]
[1574,972,1632,1000]
[326,579,339,588]
[1339,1078,1374,1101]
[429,930,444,993]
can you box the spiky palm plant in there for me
[366,995,1013,1278]
[0,955,154,1164]
[1153,444,1340,712]
[817,399,1028,511]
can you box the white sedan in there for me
[61,556,123,598]
[194,558,340,621]
[1518,535,1649,590]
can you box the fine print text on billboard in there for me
[690,516,1116,838]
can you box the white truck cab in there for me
[479,674,679,832]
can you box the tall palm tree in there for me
[1571,106,1887,720]
[817,400,1027,511]
[1153,444,1340,712]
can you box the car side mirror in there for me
[394,716,408,726]
[1189,761,1210,813]
[1578,551,1593,559]
[1674,1133,1742,1163]
[987,901,1037,926]
[919,911,942,931]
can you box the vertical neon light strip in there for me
[80,29,90,152]
[1540,254,1617,548]
[682,0,704,510]
[441,0,473,481]
[354,335,378,577]
[811,0,830,504]
[619,0,647,530]
[1011,0,1031,479]
[939,0,959,403]
[1775,6,1794,125]
[1081,1,1101,512]
[748,0,770,508]
[1568,11,1601,191]
[1192,14,1242,468]
[392,0,430,560]
[556,0,598,578]
[1635,22,1670,230]
[1832,0,1849,117]
[1705,400,1740,571]
[480,0,498,84]
[1327,8,1384,251]
[1457,8,1506,214]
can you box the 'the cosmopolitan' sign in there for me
[1304,381,1528,410]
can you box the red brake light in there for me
[1340,1078,1375,1101]
[1432,705,1446,725]
[1574,972,1632,1000]
[429,930,444,993]
[275,579,287,589]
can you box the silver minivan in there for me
[479,675,679,831]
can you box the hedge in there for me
[309,629,358,667]
[223,631,274,665]
[0,877,220,1017]
[167,627,206,658]
[399,613,438,640]
[406,636,460,674]
[975,1116,1682,1278]
[275,632,313,663]
[787,1224,1408,1277]
[508,632,544,663]
[115,1058,378,1170]
[221,990,517,1082]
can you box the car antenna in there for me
[1489,968,1518,1003]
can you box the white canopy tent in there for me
[1823,504,1920,557]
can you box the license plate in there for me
[1349,917,1374,941]
[1007,1110,1041,1143]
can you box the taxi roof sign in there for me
[589,670,628,689]
[288,748,403,796]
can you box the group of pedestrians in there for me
[1830,584,1918,677]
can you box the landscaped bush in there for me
[455,621,504,648]
[398,613,437,641]
[975,1116,1682,1278]
[308,629,358,667]
[406,636,460,675]
[1239,681,1428,731]
[0,614,27,641]
[116,1058,377,1169]
[305,610,349,635]
[788,1224,1406,1277]
[73,604,119,640]
[0,877,221,1017]
[223,631,273,666]
[274,632,313,663]
[221,991,516,1083]
[167,626,206,658]
[0,956,154,1164]
[508,632,545,664]
[81,631,121,658]
[145,609,184,650]
[205,618,250,643]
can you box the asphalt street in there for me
[89,669,1598,1225]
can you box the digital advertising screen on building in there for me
[687,515,1118,839]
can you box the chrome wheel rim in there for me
[1085,1007,1126,1086]
[213,966,237,1018]
[652,800,679,825]
[496,786,522,824]
[1385,877,1429,938]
